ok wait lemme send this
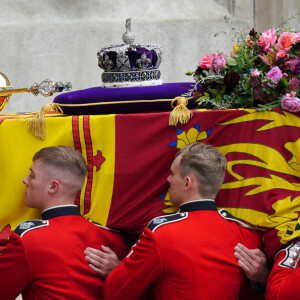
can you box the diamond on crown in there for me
[97,18,163,88]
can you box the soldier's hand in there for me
[85,245,120,278]
[234,243,269,283]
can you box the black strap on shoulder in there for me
[14,220,49,237]
[147,212,187,232]
[219,209,254,229]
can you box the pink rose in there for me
[276,51,289,61]
[257,28,277,53]
[212,53,227,71]
[292,32,300,43]
[199,53,216,70]
[281,91,300,112]
[251,69,260,77]
[276,32,293,53]
[266,66,282,83]
[288,58,300,75]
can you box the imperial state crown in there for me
[97,18,163,88]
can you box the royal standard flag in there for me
[0,108,299,260]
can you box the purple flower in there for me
[266,66,283,83]
[251,76,260,88]
[253,88,265,104]
[289,58,300,75]
[251,77,265,104]
[288,77,300,91]
[212,53,227,71]
[281,91,300,112]
[224,71,240,93]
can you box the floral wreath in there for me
[187,15,300,112]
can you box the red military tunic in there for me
[104,200,262,300]
[0,205,129,300]
[266,241,300,299]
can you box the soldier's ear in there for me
[49,180,59,193]
[184,176,192,190]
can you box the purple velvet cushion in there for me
[53,82,197,115]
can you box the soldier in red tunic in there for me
[0,146,129,300]
[85,142,262,300]
[266,241,300,299]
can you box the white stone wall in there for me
[1,0,253,113]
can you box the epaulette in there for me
[219,209,254,230]
[84,218,120,233]
[147,212,188,232]
[14,220,49,237]
[276,241,300,269]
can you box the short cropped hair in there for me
[176,142,227,198]
[33,146,88,183]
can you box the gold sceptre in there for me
[0,72,72,112]
[0,72,72,140]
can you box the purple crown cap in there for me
[97,18,163,88]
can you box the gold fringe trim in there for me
[169,97,193,126]
[27,104,52,140]
[54,98,174,108]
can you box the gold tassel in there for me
[169,97,193,126]
[27,104,52,140]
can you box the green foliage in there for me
[257,100,281,111]
[226,56,237,66]
[185,71,195,76]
